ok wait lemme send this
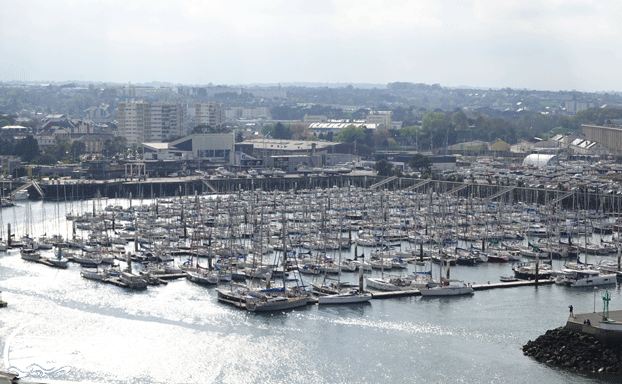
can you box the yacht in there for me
[556,268,616,287]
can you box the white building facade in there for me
[118,101,186,145]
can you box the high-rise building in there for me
[150,102,186,141]
[118,101,186,145]
[195,102,223,127]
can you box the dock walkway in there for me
[370,278,555,299]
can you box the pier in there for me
[369,278,555,299]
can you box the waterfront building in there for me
[143,133,236,165]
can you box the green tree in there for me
[335,125,365,143]
[192,124,230,134]
[408,154,432,174]
[399,125,421,140]
[34,153,56,165]
[261,124,275,137]
[273,122,292,139]
[374,159,393,176]
[235,131,244,142]
[451,110,469,130]
[71,140,86,160]
[104,136,127,157]
[46,140,71,162]
[422,111,450,132]
[14,135,40,163]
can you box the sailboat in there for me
[45,244,69,269]
[245,210,309,312]
[185,230,219,285]
[318,216,372,305]
[419,209,474,297]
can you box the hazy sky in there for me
[1,0,620,92]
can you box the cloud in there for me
[0,0,621,91]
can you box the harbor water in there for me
[0,199,621,383]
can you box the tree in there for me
[45,140,71,162]
[335,125,365,143]
[33,153,56,165]
[261,124,275,137]
[14,135,40,163]
[374,159,393,176]
[71,140,86,160]
[235,131,245,142]
[399,125,420,140]
[422,111,450,132]
[192,124,230,134]
[104,136,127,157]
[289,122,308,140]
[451,110,469,131]
[273,122,292,139]
[408,154,432,174]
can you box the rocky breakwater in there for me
[523,327,622,373]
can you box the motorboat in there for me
[512,261,552,280]
[556,268,616,287]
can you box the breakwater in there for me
[523,327,622,374]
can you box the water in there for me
[0,200,621,383]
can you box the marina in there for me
[1,183,622,383]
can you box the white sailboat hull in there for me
[365,277,412,291]
[419,285,474,297]
[318,291,372,305]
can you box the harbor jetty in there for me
[523,292,622,374]
[523,327,622,373]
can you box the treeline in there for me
[0,134,126,165]
[269,105,622,150]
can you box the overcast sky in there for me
[1,0,620,92]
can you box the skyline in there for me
[1,0,621,93]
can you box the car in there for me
[168,173,178,177]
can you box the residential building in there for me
[85,105,111,123]
[150,102,186,141]
[565,101,594,114]
[118,101,186,145]
[195,102,223,127]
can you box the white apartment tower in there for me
[118,101,186,145]
[195,102,223,127]
[150,102,186,141]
